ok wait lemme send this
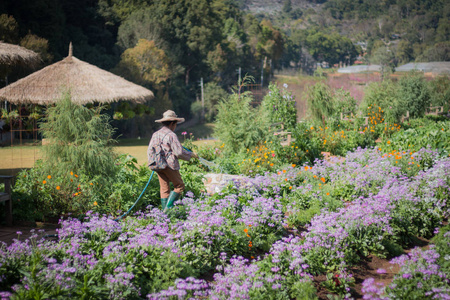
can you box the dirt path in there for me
[0,222,59,246]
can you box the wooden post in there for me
[0,175,14,226]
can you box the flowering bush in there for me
[2,146,449,299]
[11,153,206,220]
[362,227,450,299]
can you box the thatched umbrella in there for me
[0,41,41,68]
[0,43,154,105]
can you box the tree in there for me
[370,46,395,79]
[395,40,413,64]
[416,42,450,62]
[114,39,170,87]
[282,0,292,14]
[0,14,19,43]
[20,33,53,64]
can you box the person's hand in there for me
[192,152,199,159]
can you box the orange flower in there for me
[313,175,317,178]
[56,186,60,190]
[320,177,325,183]
[326,192,330,196]
[282,170,286,173]
[247,234,250,237]
[248,224,252,227]
[289,186,292,189]
[270,163,274,167]
[74,174,78,178]
[42,180,47,184]
[70,179,73,182]
[47,175,51,179]
[244,228,248,233]
[285,178,288,181]
[90,182,93,186]
[70,172,74,176]
[93,201,98,206]
[291,164,296,168]
[251,256,255,259]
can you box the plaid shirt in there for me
[147,126,192,171]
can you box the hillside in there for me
[243,0,449,64]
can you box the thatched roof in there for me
[0,41,41,67]
[0,44,154,105]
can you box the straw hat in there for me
[155,110,185,124]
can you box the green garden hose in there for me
[114,170,155,221]
[44,171,155,238]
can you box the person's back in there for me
[148,110,198,211]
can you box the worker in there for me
[147,110,198,211]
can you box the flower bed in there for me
[1,147,449,299]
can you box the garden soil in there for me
[0,222,58,245]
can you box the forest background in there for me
[0,0,448,137]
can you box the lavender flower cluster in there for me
[0,146,449,299]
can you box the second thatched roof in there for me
[0,41,41,67]
[0,44,154,105]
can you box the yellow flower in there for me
[56,186,60,190]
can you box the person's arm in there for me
[170,133,195,161]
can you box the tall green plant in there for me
[428,75,450,111]
[362,80,400,124]
[306,82,333,124]
[214,80,268,153]
[396,71,431,119]
[40,92,117,177]
[261,83,297,130]
[332,88,357,119]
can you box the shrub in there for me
[332,88,357,121]
[361,79,400,124]
[214,90,268,154]
[261,83,297,131]
[305,81,333,124]
[428,75,450,111]
[40,92,117,178]
[396,71,431,119]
